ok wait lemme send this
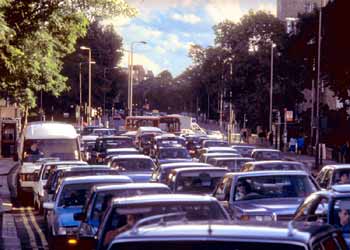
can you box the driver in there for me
[338,209,350,233]
[104,214,137,246]
[24,141,43,159]
[235,180,252,200]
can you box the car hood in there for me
[232,197,304,216]
[158,159,193,165]
[124,172,152,183]
[56,207,83,228]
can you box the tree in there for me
[0,0,136,130]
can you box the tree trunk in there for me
[20,105,28,137]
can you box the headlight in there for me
[57,227,67,235]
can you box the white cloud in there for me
[205,0,243,23]
[171,13,201,24]
[120,52,162,74]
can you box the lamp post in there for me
[269,42,276,134]
[129,41,147,116]
[80,46,92,125]
[79,61,96,127]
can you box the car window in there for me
[294,194,319,221]
[159,148,190,159]
[333,169,350,185]
[111,159,155,172]
[58,183,93,207]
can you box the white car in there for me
[33,161,87,213]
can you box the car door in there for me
[213,176,233,213]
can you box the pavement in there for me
[0,158,21,250]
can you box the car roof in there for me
[62,175,132,184]
[202,152,240,156]
[160,162,212,169]
[205,147,236,151]
[225,170,309,178]
[106,148,138,153]
[211,157,254,161]
[112,194,218,206]
[322,164,350,170]
[94,183,169,192]
[113,221,336,245]
[159,146,186,150]
[246,160,303,165]
[81,135,98,141]
[171,167,228,173]
[58,166,111,172]
[42,161,87,166]
[331,184,350,194]
[111,155,152,160]
[25,122,78,139]
[252,148,281,152]
[231,145,256,148]
[97,136,131,140]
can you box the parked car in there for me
[155,146,192,166]
[33,160,87,213]
[251,148,283,161]
[316,164,350,190]
[107,220,346,250]
[213,170,319,221]
[109,154,156,182]
[199,152,241,163]
[293,184,350,247]
[166,167,228,195]
[150,162,212,183]
[44,175,132,250]
[75,183,171,249]
[208,157,254,172]
[231,145,256,157]
[240,160,307,173]
[96,194,230,250]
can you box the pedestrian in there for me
[289,137,297,153]
[297,135,304,155]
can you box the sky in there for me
[107,0,277,77]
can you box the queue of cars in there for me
[15,121,350,250]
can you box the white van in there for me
[16,122,81,201]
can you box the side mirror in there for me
[74,212,85,221]
[43,202,54,210]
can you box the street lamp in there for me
[79,60,95,127]
[269,42,276,134]
[129,41,147,116]
[80,46,92,125]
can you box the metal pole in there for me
[88,48,92,125]
[130,43,134,117]
[269,43,274,133]
[219,92,223,129]
[315,0,323,169]
[79,63,82,127]
[310,79,314,145]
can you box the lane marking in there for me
[20,207,39,250]
[27,207,49,249]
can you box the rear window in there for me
[110,241,307,250]
[112,159,155,172]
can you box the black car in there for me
[155,146,192,166]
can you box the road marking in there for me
[20,207,38,250]
[27,207,48,249]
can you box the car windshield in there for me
[58,183,94,207]
[332,169,350,185]
[23,139,79,162]
[254,163,304,171]
[234,175,316,201]
[111,242,307,250]
[204,141,229,147]
[159,148,190,159]
[254,151,281,160]
[332,198,350,231]
[111,159,154,172]
[90,188,170,226]
[216,159,250,171]
[99,139,133,149]
[92,130,115,136]
[158,139,185,147]
[175,171,226,194]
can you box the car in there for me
[240,160,307,173]
[206,130,224,140]
[43,175,132,250]
[91,128,117,137]
[151,134,186,157]
[315,164,350,190]
[199,146,238,156]
[109,155,157,182]
[81,125,102,136]
[166,167,228,195]
[107,220,346,250]
[150,162,213,183]
[80,135,99,162]
[33,160,88,214]
[96,194,230,250]
[137,133,158,155]
[16,122,82,203]
[199,152,241,163]
[293,185,350,247]
[155,146,192,166]
[104,148,140,164]
[201,139,229,148]
[251,148,283,161]
[208,157,254,172]
[231,145,256,157]
[91,136,135,164]
[74,183,171,249]
[213,170,319,221]
[183,135,204,157]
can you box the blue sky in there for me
[108,0,277,77]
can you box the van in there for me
[16,122,81,202]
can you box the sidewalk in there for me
[0,158,21,250]
[282,151,337,169]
